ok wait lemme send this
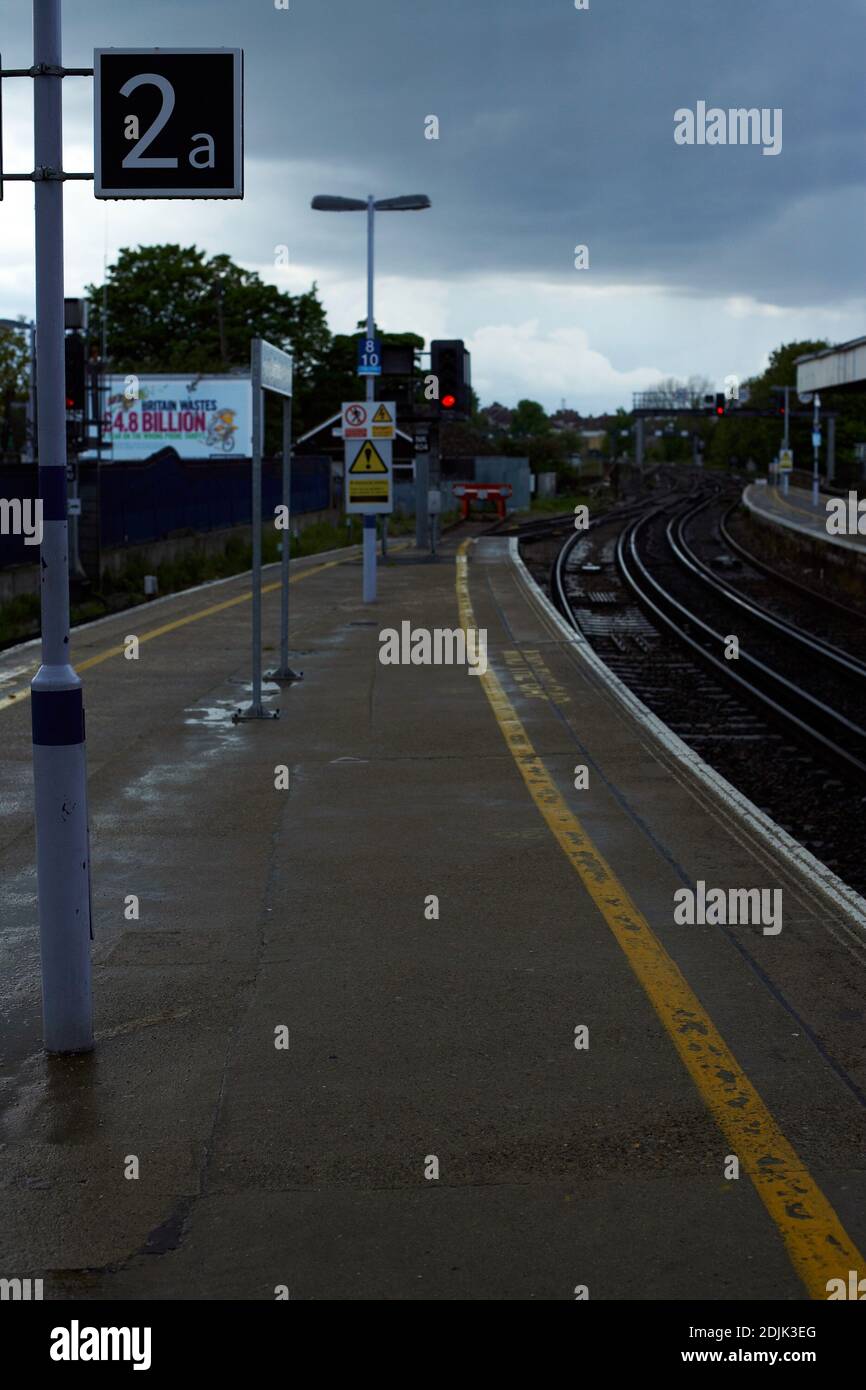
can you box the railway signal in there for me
[431,339,471,418]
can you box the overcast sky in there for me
[0,0,862,412]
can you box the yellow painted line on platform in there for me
[0,555,345,714]
[767,486,820,521]
[456,538,864,1300]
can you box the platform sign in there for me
[357,336,381,377]
[342,401,369,439]
[345,436,393,514]
[370,402,395,439]
[341,400,396,441]
[778,448,793,471]
[94,49,243,198]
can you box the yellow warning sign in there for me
[372,404,392,423]
[349,441,388,474]
[349,478,389,500]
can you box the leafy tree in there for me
[0,322,30,455]
[302,323,424,433]
[509,398,550,439]
[86,244,331,433]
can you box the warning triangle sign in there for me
[372,404,393,423]
[350,441,388,473]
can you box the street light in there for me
[312,192,431,602]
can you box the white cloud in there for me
[467,320,663,409]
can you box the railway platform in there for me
[1,531,866,1301]
[743,481,866,556]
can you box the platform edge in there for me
[507,536,866,936]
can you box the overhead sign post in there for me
[94,48,243,198]
[235,338,296,723]
[0,9,245,1052]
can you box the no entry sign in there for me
[94,48,243,198]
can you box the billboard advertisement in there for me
[102,374,252,460]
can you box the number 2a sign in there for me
[94,49,243,199]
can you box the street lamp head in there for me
[311,195,369,211]
[373,195,431,211]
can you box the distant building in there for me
[479,401,513,430]
[550,408,582,432]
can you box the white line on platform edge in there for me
[508,535,866,938]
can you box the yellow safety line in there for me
[456,538,864,1300]
[0,556,344,713]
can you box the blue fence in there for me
[0,452,331,570]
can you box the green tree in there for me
[509,398,550,439]
[705,339,834,474]
[86,244,331,433]
[0,322,30,456]
[302,324,424,432]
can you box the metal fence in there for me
[0,451,331,571]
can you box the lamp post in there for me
[311,193,430,602]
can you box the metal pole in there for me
[635,417,644,471]
[812,392,821,507]
[363,195,377,601]
[363,515,376,600]
[30,0,93,1053]
[250,338,264,712]
[827,414,835,484]
[280,396,291,670]
[415,451,430,548]
[271,394,302,682]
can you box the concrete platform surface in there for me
[744,481,866,554]
[1,536,865,1301]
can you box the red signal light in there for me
[716,405,724,416]
[442,393,456,409]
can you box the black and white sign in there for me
[94,49,243,199]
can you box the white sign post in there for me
[345,437,394,515]
[235,338,294,722]
[343,401,395,518]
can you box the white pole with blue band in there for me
[30,0,93,1053]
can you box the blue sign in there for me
[812,431,822,449]
[357,336,382,377]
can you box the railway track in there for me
[536,483,866,893]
